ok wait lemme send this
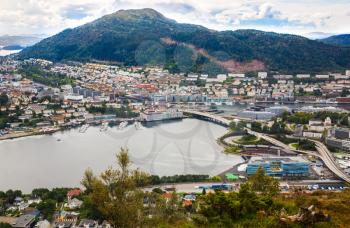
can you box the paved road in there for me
[311,139,350,183]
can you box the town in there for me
[2,56,350,227]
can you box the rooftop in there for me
[12,214,36,228]
[248,156,309,164]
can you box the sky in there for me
[0,0,349,38]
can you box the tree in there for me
[298,87,305,95]
[82,148,150,228]
[37,199,56,220]
[81,168,97,194]
[248,167,279,197]
[229,121,246,132]
[251,122,262,132]
[32,188,50,198]
[341,88,350,97]
[5,190,22,204]
[0,223,12,228]
[0,93,8,106]
[313,89,322,96]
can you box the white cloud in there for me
[0,0,349,36]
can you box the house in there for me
[100,221,112,228]
[67,189,81,201]
[14,197,24,206]
[28,104,46,115]
[34,220,50,228]
[66,198,83,209]
[78,219,98,228]
[52,221,74,228]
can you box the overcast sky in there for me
[0,0,349,38]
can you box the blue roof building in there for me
[246,156,310,177]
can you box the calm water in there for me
[0,119,243,192]
[0,49,22,56]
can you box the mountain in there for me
[319,34,350,47]
[304,32,335,40]
[0,35,41,47]
[19,8,350,74]
[2,45,24,50]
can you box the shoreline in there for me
[0,129,60,141]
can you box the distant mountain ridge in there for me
[19,8,350,74]
[0,35,41,47]
[319,34,350,47]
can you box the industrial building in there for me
[238,106,290,120]
[140,109,183,122]
[246,156,310,177]
[334,128,350,140]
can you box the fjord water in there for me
[0,119,243,192]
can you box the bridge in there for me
[181,109,263,126]
[182,110,231,126]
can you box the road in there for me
[246,128,350,183]
[311,139,350,183]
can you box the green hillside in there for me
[19,8,350,74]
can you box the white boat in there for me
[100,122,109,132]
[79,124,89,133]
[134,121,144,130]
[118,121,128,130]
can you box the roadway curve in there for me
[311,139,350,183]
[246,129,350,183]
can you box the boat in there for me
[100,122,109,132]
[79,124,89,133]
[118,121,128,130]
[134,121,144,130]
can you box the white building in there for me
[187,74,198,81]
[217,74,227,82]
[296,74,310,79]
[315,74,329,79]
[273,75,293,80]
[303,132,323,139]
[258,72,267,79]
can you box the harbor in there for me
[0,118,242,192]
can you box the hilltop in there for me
[320,34,350,47]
